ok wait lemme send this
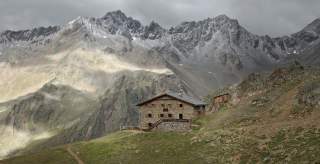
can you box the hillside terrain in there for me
[0,10,320,159]
[2,63,320,163]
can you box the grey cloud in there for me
[0,0,319,36]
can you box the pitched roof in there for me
[212,88,231,98]
[137,91,207,107]
[213,93,230,98]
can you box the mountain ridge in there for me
[1,10,319,65]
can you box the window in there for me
[179,114,183,119]
[168,114,173,118]
[179,104,183,107]
[168,104,172,108]
[147,113,152,118]
[163,108,168,112]
[160,114,164,118]
[148,123,153,127]
[161,104,165,107]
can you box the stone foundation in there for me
[153,121,191,132]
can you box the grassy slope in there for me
[1,147,77,164]
[2,65,320,164]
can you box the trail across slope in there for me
[66,145,84,164]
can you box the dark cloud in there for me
[0,0,319,36]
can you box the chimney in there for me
[178,85,184,97]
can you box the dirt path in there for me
[66,145,84,164]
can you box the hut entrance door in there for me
[179,114,183,119]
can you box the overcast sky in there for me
[1,0,320,37]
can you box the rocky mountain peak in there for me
[100,10,143,35]
[166,14,249,54]
[292,18,320,43]
[142,21,166,40]
[101,10,128,23]
[62,10,143,39]
[148,21,163,29]
[214,14,232,22]
[169,14,239,35]
[213,14,241,30]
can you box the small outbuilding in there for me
[211,93,231,111]
[137,91,206,131]
[213,93,230,104]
